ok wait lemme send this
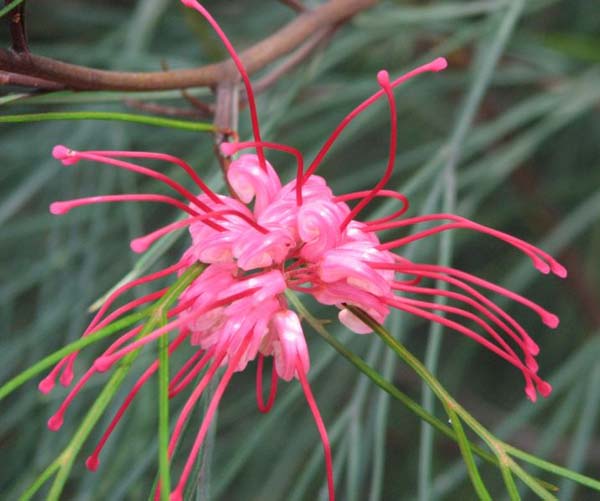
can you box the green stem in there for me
[507,460,556,501]
[500,459,522,501]
[0,111,215,132]
[158,311,171,500]
[443,403,491,500]
[18,460,60,501]
[505,445,600,491]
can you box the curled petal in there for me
[298,200,346,260]
[319,242,395,296]
[233,228,295,270]
[271,310,310,381]
[314,281,390,334]
[227,154,281,215]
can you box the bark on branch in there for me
[0,0,377,91]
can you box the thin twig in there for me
[252,26,336,95]
[159,59,215,116]
[124,28,336,119]
[124,99,209,118]
[0,0,377,91]
[180,89,214,115]
[213,81,239,196]
[4,0,28,52]
[0,70,63,89]
[279,0,307,13]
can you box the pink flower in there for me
[41,1,566,499]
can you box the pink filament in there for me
[341,70,397,230]
[80,263,185,343]
[167,348,222,458]
[40,262,186,393]
[256,354,278,413]
[374,262,558,329]
[388,297,514,366]
[181,0,266,170]
[94,288,260,371]
[153,348,223,501]
[168,348,206,390]
[375,213,566,278]
[50,194,199,217]
[131,219,197,253]
[222,140,305,205]
[68,289,169,384]
[131,208,268,253]
[76,149,222,204]
[392,296,538,381]
[47,299,196,429]
[40,289,166,394]
[85,329,191,471]
[303,58,447,184]
[168,349,214,399]
[334,189,409,224]
[382,263,542,355]
[46,323,145,431]
[393,282,537,361]
[297,356,335,501]
[386,298,544,399]
[169,334,253,501]
[63,151,215,213]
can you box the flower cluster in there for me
[40,1,566,499]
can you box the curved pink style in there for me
[41,2,565,500]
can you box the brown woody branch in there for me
[0,70,63,89]
[5,0,28,53]
[121,27,333,120]
[0,0,377,91]
[124,98,209,118]
[252,27,336,95]
[278,0,307,13]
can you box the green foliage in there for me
[1,1,599,500]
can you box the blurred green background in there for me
[1,0,599,499]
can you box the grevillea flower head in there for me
[42,1,566,499]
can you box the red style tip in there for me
[220,142,237,157]
[542,313,559,329]
[524,384,537,402]
[537,380,552,397]
[52,144,70,160]
[552,262,568,278]
[59,368,74,387]
[52,145,79,165]
[49,202,69,215]
[525,355,539,373]
[535,261,551,275]
[130,238,149,254]
[525,338,540,356]
[94,357,114,373]
[180,0,195,7]
[377,70,390,86]
[47,414,64,431]
[431,57,448,72]
[85,456,100,472]
[38,378,55,394]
